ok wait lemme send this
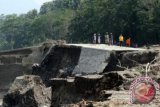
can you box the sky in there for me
[0,0,53,15]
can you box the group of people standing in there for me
[93,32,131,47]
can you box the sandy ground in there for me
[66,44,146,51]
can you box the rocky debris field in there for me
[1,45,160,107]
[3,68,160,107]
[2,75,51,107]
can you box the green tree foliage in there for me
[0,0,160,51]
[0,14,19,49]
[0,0,75,51]
[69,0,160,45]
[31,9,74,44]
[40,1,55,14]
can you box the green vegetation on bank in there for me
[0,0,160,51]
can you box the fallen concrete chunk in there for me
[2,75,51,107]
[75,75,103,94]
[96,72,124,92]
[49,78,74,89]
[72,47,110,74]
[74,72,125,98]
[37,45,111,80]
[51,79,82,107]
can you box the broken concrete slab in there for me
[96,72,124,92]
[0,43,55,92]
[51,79,81,107]
[2,70,152,107]
[66,44,146,51]
[75,75,103,94]
[72,48,110,75]
[103,50,159,72]
[37,45,81,82]
[49,73,126,106]
[37,45,111,81]
[0,43,155,103]
[2,75,51,107]
[49,78,74,89]
[0,41,67,93]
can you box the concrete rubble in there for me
[0,43,160,107]
[2,75,51,107]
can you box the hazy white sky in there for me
[0,0,53,15]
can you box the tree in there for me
[26,9,38,19]
[0,14,19,49]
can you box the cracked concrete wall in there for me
[38,46,112,80]
[0,44,52,92]
[73,48,111,75]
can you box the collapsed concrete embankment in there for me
[36,45,111,81]
[1,70,149,107]
[0,43,52,92]
[0,40,64,94]
[34,45,158,83]
[0,43,158,92]
[2,75,51,107]
[0,43,159,107]
[2,72,125,107]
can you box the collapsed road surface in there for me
[33,44,150,82]
[0,42,158,107]
[66,44,145,51]
[0,43,150,90]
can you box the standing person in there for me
[105,32,110,45]
[93,33,97,44]
[119,34,124,46]
[109,33,114,45]
[98,33,101,44]
[126,38,131,47]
